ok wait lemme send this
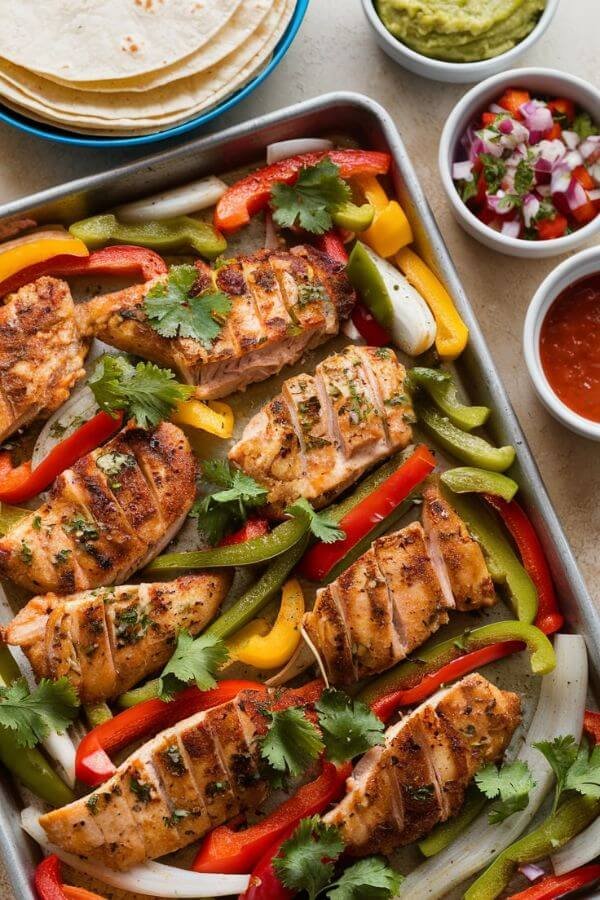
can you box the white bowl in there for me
[360,0,559,84]
[524,245,600,440]
[439,68,600,258]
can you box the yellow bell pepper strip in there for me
[395,247,468,360]
[226,619,271,656]
[0,230,88,288]
[355,175,413,257]
[171,398,234,439]
[69,213,227,259]
[225,579,305,669]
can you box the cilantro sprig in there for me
[475,760,536,824]
[260,708,324,782]
[0,677,79,748]
[89,354,193,428]
[535,735,600,813]
[316,688,385,763]
[273,816,402,900]
[573,112,599,141]
[157,630,229,701]
[144,264,232,347]
[191,459,269,545]
[286,497,345,544]
[271,159,351,235]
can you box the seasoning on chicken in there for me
[38,688,277,869]
[324,674,521,856]
[302,493,497,685]
[0,421,196,594]
[78,245,355,399]
[0,277,88,441]
[3,572,230,704]
[229,345,414,516]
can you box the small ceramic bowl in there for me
[524,245,600,440]
[439,67,600,258]
[360,0,559,84]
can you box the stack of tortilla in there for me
[0,0,295,136]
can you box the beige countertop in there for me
[0,0,597,896]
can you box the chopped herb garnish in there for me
[130,776,152,803]
[271,158,352,235]
[20,541,32,565]
[145,265,232,348]
[53,549,71,565]
[63,515,99,542]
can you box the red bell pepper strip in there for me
[313,231,349,265]
[508,864,600,899]
[484,495,564,635]
[214,150,391,233]
[0,245,167,297]
[75,679,265,787]
[299,444,435,582]
[62,887,108,900]
[584,709,600,745]
[371,641,523,723]
[34,855,105,900]
[241,823,297,900]
[0,410,124,505]
[194,760,351,875]
[219,517,270,546]
[350,301,392,346]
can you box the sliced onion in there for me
[397,635,588,899]
[452,161,474,181]
[114,176,227,223]
[32,386,98,469]
[567,177,589,211]
[519,863,546,882]
[579,136,600,162]
[502,219,521,238]
[523,194,540,228]
[266,138,333,165]
[562,130,581,150]
[342,317,364,342]
[534,155,553,185]
[552,810,600,875]
[21,807,250,898]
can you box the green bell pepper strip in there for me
[356,620,555,708]
[0,647,74,807]
[441,488,538,623]
[465,794,600,900]
[331,202,375,232]
[84,702,113,728]
[144,513,310,574]
[416,399,515,472]
[69,213,227,259]
[418,784,486,857]
[118,534,310,708]
[408,367,490,431]
[441,467,519,502]
[0,502,29,536]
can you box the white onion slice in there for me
[264,211,279,250]
[552,811,600,875]
[300,626,330,689]
[32,386,98,469]
[398,634,588,898]
[266,138,333,165]
[21,807,250,898]
[341,318,363,342]
[114,176,227,223]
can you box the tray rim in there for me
[0,90,596,900]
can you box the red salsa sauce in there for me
[540,272,600,423]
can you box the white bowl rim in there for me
[438,67,600,253]
[523,245,600,439]
[361,0,560,75]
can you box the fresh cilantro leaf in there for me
[316,688,385,763]
[191,459,268,545]
[327,857,403,899]
[145,265,232,347]
[479,153,506,194]
[460,177,478,203]
[534,735,579,812]
[0,677,79,748]
[211,469,268,509]
[533,197,557,223]
[564,740,600,800]
[273,815,344,900]
[475,760,535,824]
[271,159,352,235]
[260,707,324,779]
[189,496,232,546]
[158,630,229,701]
[286,497,345,544]
[573,112,599,141]
[514,158,535,197]
[89,354,193,428]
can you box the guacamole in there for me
[376,0,546,62]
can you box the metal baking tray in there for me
[0,91,597,900]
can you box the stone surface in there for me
[0,0,597,896]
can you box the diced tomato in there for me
[477,206,497,226]
[544,122,562,141]
[548,97,576,125]
[536,213,568,240]
[573,165,595,190]
[497,89,530,120]
[571,199,598,225]
[481,112,497,127]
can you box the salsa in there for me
[453,89,600,241]
[540,272,600,422]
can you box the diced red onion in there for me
[566,176,589,211]
[453,160,474,181]
[499,119,513,135]
[537,184,552,198]
[563,149,583,171]
[461,125,476,155]
[518,863,546,883]
[579,135,600,163]
[589,161,600,182]
[562,130,580,150]
[506,143,528,167]
[501,219,521,238]
[533,156,552,185]
[520,102,553,138]
[523,194,540,228]
[487,191,516,214]
[536,139,566,166]
[551,164,572,195]
[587,188,600,201]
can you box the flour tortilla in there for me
[0,0,243,82]
[0,0,289,127]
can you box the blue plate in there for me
[0,0,309,148]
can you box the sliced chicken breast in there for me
[0,421,196,594]
[0,277,88,441]
[229,346,414,516]
[324,674,521,856]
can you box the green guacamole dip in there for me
[376,0,546,62]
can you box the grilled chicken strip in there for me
[0,421,196,594]
[324,674,520,856]
[39,687,289,869]
[3,573,230,703]
[303,486,496,685]
[0,277,88,441]
[78,245,355,399]
[229,345,414,516]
